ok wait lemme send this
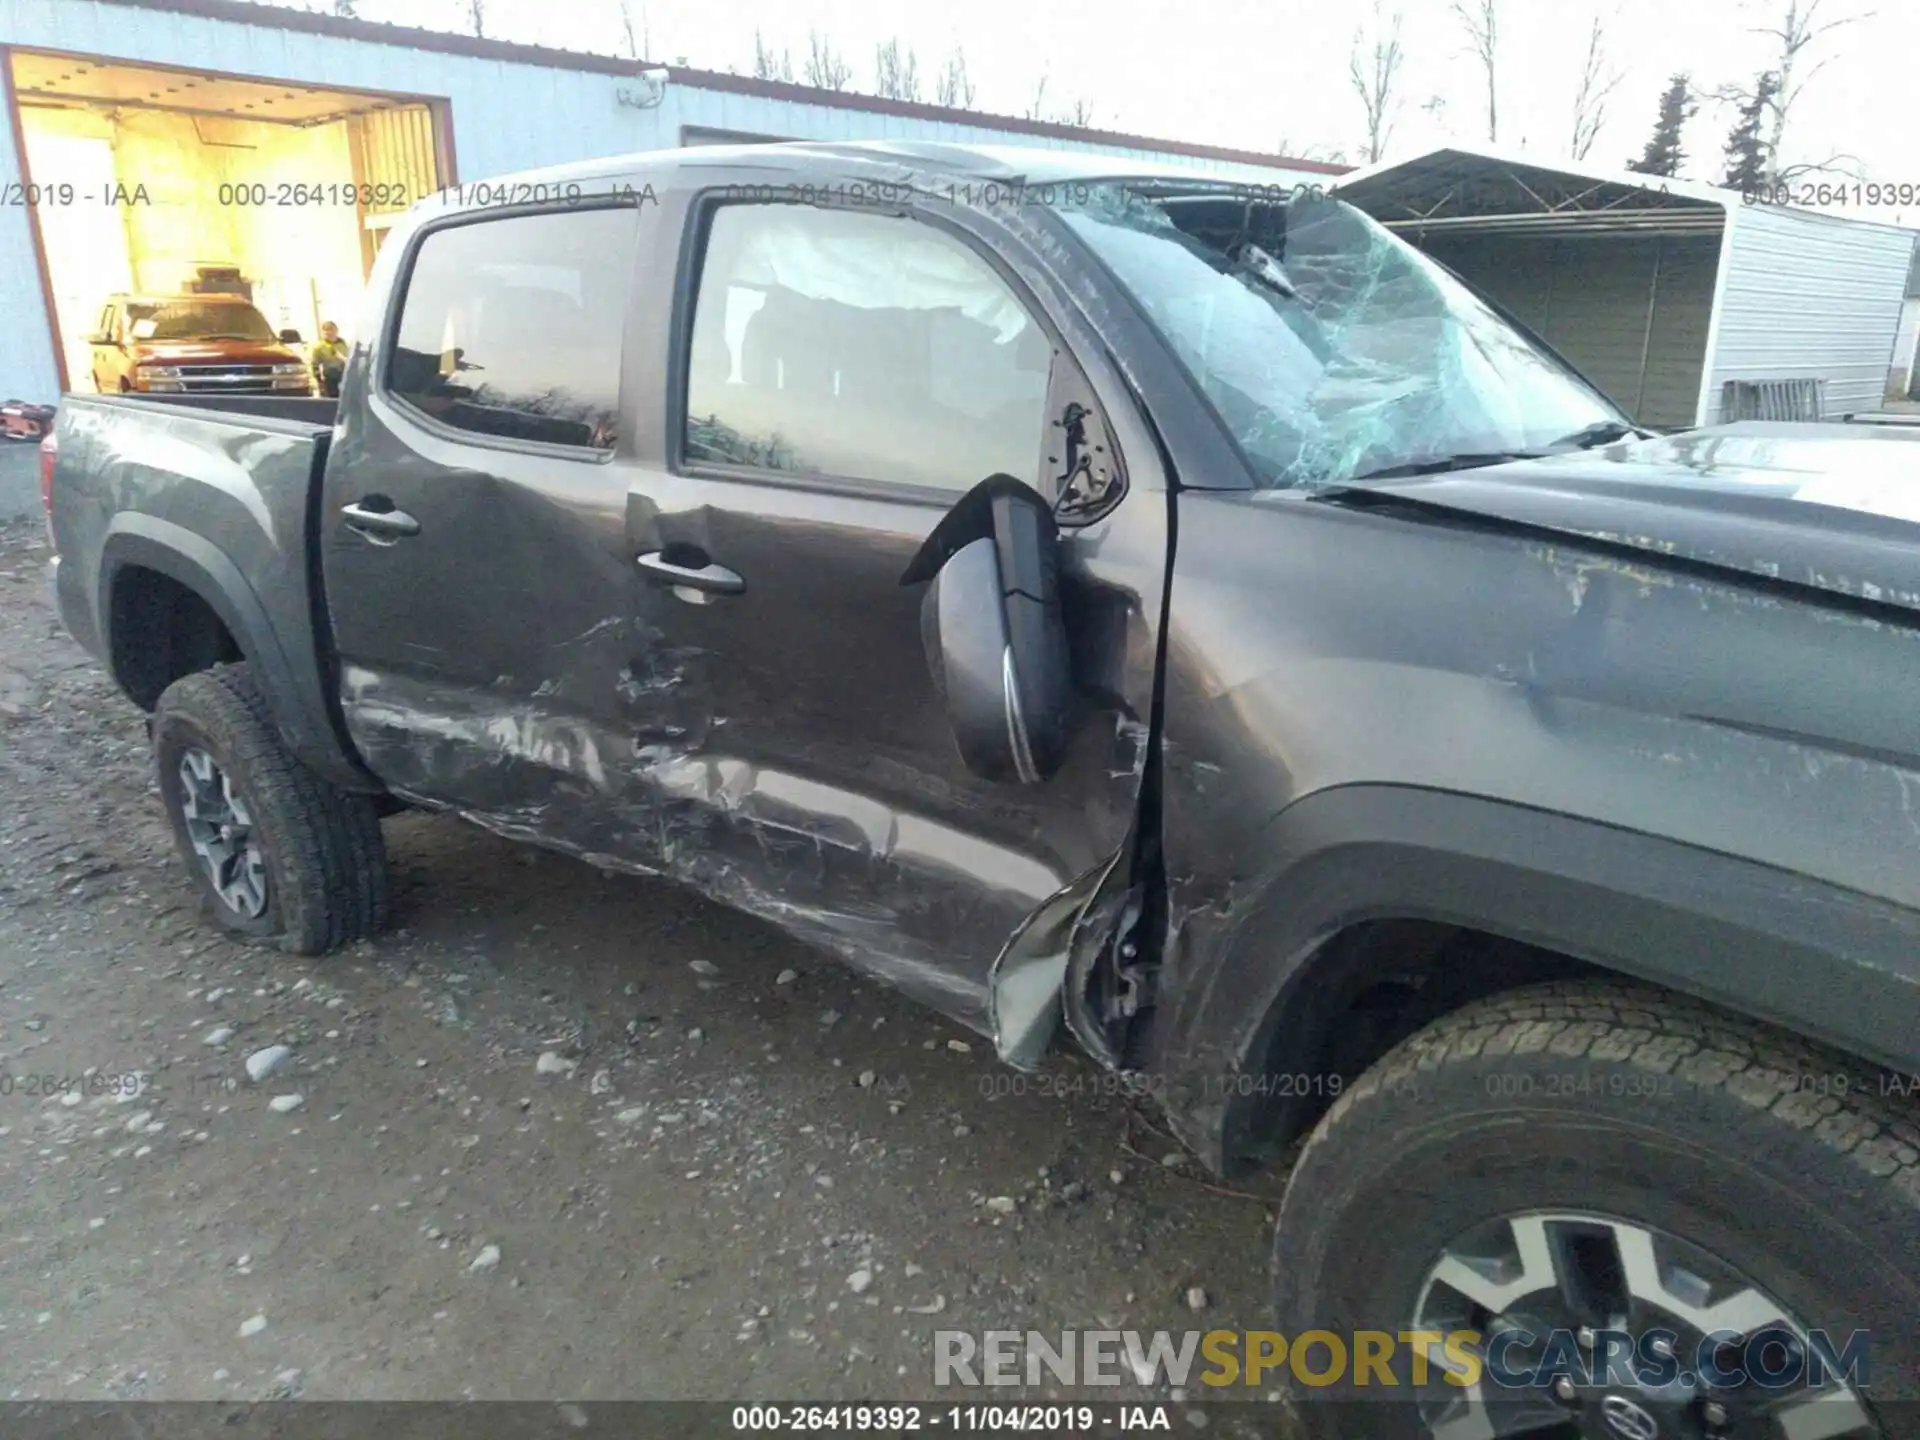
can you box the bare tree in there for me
[1277,136,1353,165]
[330,0,359,16]
[617,0,648,60]
[1024,74,1051,122]
[1449,0,1499,142]
[804,32,852,91]
[1347,2,1405,164]
[874,38,921,102]
[1021,73,1094,129]
[1569,12,1624,160]
[935,48,976,109]
[463,0,485,38]
[1706,0,1873,183]
[752,29,793,82]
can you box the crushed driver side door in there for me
[611,173,1174,1042]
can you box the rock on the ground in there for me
[244,1045,291,1082]
[468,1244,502,1273]
[203,1025,235,1046]
[267,1094,304,1114]
[238,1314,267,1338]
[535,1051,576,1077]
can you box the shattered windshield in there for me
[1049,183,1627,488]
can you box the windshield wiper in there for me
[1346,450,1547,483]
[1550,419,1645,449]
[1344,420,1647,484]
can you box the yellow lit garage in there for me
[9,50,449,394]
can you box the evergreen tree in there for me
[1722,72,1779,191]
[1627,74,1693,177]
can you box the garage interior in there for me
[9,49,447,391]
[1336,151,1728,430]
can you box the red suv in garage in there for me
[88,294,314,397]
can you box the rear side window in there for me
[387,206,637,452]
[684,203,1052,491]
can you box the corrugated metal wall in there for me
[0,0,1326,401]
[1417,232,1719,429]
[1705,205,1915,423]
[0,86,61,402]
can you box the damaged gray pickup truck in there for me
[43,140,1920,1434]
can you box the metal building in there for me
[0,0,1336,406]
[1335,146,1920,429]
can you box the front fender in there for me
[1151,783,1920,1171]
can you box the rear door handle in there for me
[341,500,420,539]
[637,550,745,596]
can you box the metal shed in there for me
[1333,146,1919,430]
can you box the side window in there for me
[684,203,1053,491]
[386,206,638,452]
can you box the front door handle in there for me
[637,550,745,596]
[341,500,421,540]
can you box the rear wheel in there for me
[1271,980,1920,1439]
[153,663,388,954]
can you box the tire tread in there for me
[154,663,387,955]
[1305,978,1920,1208]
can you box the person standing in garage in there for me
[311,320,349,398]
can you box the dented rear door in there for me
[323,196,669,841]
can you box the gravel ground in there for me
[0,517,1299,1431]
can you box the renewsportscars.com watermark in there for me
[933,1327,1870,1392]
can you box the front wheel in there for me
[1271,980,1920,1439]
[153,663,388,954]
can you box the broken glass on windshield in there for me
[1050,184,1625,488]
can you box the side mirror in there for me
[902,474,1074,784]
[278,329,304,344]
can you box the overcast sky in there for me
[264,0,1915,224]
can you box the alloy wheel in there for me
[176,745,269,919]
[1409,1210,1878,1439]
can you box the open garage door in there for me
[9,50,449,393]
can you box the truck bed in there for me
[45,390,366,790]
[93,392,339,428]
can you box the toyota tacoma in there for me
[40,141,1920,1437]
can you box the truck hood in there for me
[129,340,299,366]
[1338,421,1920,613]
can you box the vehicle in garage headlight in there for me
[131,367,184,392]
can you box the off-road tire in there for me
[153,663,388,954]
[1271,978,1920,1437]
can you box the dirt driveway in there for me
[0,517,1301,1433]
